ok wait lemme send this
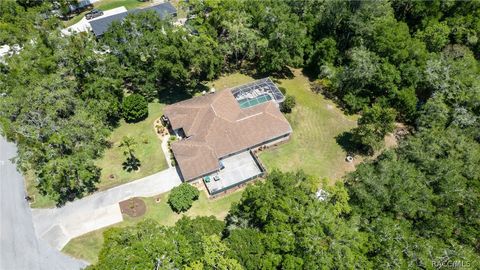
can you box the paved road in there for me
[32,167,182,250]
[0,137,87,270]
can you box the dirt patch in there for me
[119,197,146,218]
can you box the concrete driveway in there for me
[32,167,182,250]
[0,137,87,270]
[61,6,128,35]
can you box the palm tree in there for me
[119,136,140,171]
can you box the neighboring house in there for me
[66,0,94,16]
[89,2,177,37]
[163,78,292,194]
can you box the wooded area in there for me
[0,0,479,268]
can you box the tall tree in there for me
[352,104,397,153]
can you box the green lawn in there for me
[62,190,243,263]
[63,0,151,27]
[95,103,168,191]
[207,73,256,90]
[259,69,358,182]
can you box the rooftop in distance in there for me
[89,2,177,37]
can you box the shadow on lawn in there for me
[335,131,370,156]
[157,86,195,105]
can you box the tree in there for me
[102,12,222,100]
[307,37,338,76]
[168,183,200,213]
[91,217,227,269]
[226,170,371,269]
[186,235,243,270]
[119,136,140,172]
[122,94,148,123]
[352,104,397,153]
[281,95,296,113]
[415,21,451,52]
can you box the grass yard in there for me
[260,69,358,182]
[62,189,243,263]
[207,69,359,182]
[95,103,168,191]
[207,73,256,90]
[63,0,151,27]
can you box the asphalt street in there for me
[0,136,87,270]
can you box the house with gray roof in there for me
[89,2,177,37]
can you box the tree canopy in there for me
[122,94,148,123]
[167,183,200,213]
[1,1,479,267]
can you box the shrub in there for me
[122,94,148,122]
[281,95,296,113]
[168,183,200,213]
[168,136,177,166]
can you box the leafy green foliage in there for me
[415,21,451,52]
[122,94,148,123]
[280,95,296,113]
[91,160,480,269]
[188,0,308,73]
[89,217,229,270]
[186,235,243,270]
[102,12,222,100]
[168,183,200,213]
[0,0,58,45]
[352,104,397,153]
[0,31,119,204]
[3,1,480,267]
[306,37,338,75]
[225,170,371,269]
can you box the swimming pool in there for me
[237,93,273,109]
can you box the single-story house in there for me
[163,78,292,194]
[89,2,177,37]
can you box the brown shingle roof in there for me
[164,89,292,181]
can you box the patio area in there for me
[203,151,264,195]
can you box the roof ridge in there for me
[174,136,219,160]
[263,101,288,123]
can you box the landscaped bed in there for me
[119,197,146,218]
